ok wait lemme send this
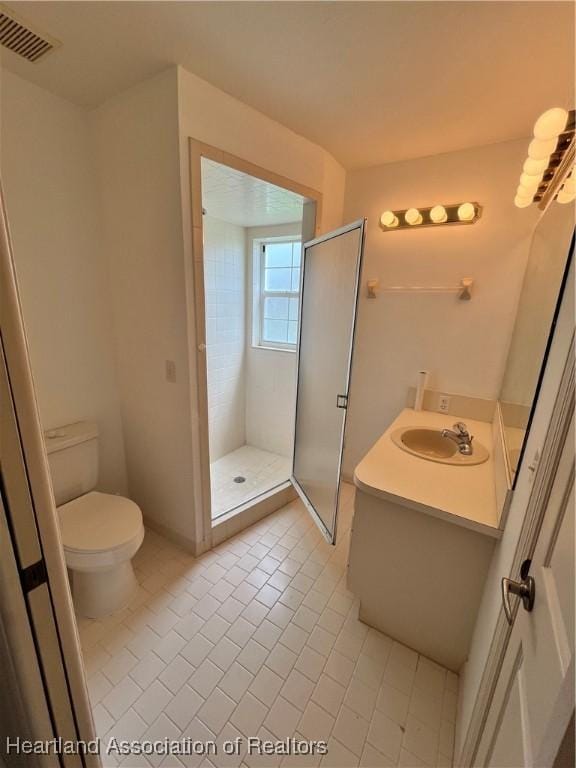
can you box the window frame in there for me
[252,236,301,352]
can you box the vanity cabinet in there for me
[348,488,495,671]
[347,407,500,672]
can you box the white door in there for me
[0,183,98,765]
[478,415,574,767]
[291,220,365,544]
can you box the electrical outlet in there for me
[165,360,177,383]
[438,394,451,413]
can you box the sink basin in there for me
[391,427,489,465]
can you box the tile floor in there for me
[210,446,292,520]
[79,484,457,767]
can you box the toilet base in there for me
[71,561,138,618]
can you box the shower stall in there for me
[193,148,365,548]
[200,157,310,521]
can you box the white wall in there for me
[87,64,345,547]
[0,70,127,495]
[93,68,195,541]
[341,138,539,476]
[177,67,346,235]
[203,215,246,461]
[245,223,301,458]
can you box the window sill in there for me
[251,344,297,354]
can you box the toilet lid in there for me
[58,491,143,553]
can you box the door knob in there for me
[501,560,535,625]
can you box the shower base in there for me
[210,445,291,520]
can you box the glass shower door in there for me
[291,220,365,543]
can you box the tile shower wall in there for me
[245,348,297,457]
[204,216,246,461]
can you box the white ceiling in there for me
[2,2,574,169]
[201,158,305,227]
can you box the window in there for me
[254,239,301,350]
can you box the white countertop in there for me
[354,408,501,538]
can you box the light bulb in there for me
[457,202,476,222]
[514,195,532,209]
[557,188,576,204]
[518,180,536,196]
[520,172,542,191]
[523,157,548,176]
[380,210,398,228]
[405,208,422,226]
[533,107,568,140]
[516,185,533,200]
[528,137,557,161]
[430,205,447,223]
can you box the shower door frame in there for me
[188,139,323,553]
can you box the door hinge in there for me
[336,394,348,409]
[21,559,48,594]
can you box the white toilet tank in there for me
[44,421,99,506]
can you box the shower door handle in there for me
[336,394,348,409]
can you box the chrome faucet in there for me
[441,422,474,455]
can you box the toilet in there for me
[45,421,144,618]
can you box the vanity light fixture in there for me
[514,106,575,209]
[379,202,482,231]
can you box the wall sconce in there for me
[514,107,575,209]
[379,202,482,231]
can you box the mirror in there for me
[499,202,574,485]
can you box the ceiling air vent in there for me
[0,4,59,62]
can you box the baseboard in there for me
[142,515,197,555]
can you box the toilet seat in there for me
[58,491,144,571]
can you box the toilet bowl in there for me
[45,421,145,618]
[58,491,145,618]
